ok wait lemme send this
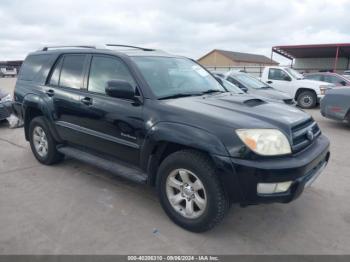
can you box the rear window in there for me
[18,54,52,81]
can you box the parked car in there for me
[320,88,350,125]
[261,66,334,109]
[0,89,12,122]
[343,70,350,75]
[211,74,244,94]
[304,72,350,87]
[0,67,17,78]
[212,73,297,106]
[14,45,330,232]
[214,71,296,105]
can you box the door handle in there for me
[45,89,55,97]
[80,97,93,106]
[267,81,273,84]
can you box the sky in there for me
[0,0,350,63]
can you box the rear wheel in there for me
[157,150,229,232]
[297,90,317,109]
[29,116,64,165]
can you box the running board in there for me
[57,146,148,184]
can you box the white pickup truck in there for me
[261,66,334,108]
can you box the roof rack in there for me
[42,45,96,51]
[106,44,154,51]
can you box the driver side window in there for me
[88,56,136,94]
[268,68,289,81]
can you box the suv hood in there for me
[161,93,310,135]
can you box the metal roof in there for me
[272,43,350,60]
[198,49,278,64]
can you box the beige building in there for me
[197,49,278,68]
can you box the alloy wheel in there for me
[165,168,207,219]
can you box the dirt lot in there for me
[0,78,349,254]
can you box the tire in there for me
[345,112,350,127]
[297,90,317,109]
[29,116,64,165]
[157,150,229,232]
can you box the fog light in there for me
[275,181,292,193]
[257,181,292,194]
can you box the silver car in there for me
[212,71,296,106]
[320,88,350,126]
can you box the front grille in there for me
[291,118,321,152]
[283,99,295,105]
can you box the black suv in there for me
[14,45,330,232]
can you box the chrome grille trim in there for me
[291,118,321,153]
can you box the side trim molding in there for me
[55,121,139,149]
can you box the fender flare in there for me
[22,93,61,142]
[295,87,317,100]
[140,121,229,171]
[140,122,243,201]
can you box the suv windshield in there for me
[285,68,304,79]
[131,56,225,99]
[233,74,270,89]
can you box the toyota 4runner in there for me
[13,45,330,232]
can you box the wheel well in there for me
[147,142,210,186]
[295,88,316,100]
[345,108,350,120]
[24,107,43,141]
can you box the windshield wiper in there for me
[158,93,202,100]
[201,89,225,95]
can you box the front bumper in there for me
[215,135,330,205]
[317,94,325,103]
[0,101,12,120]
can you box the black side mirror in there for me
[105,80,135,100]
[340,80,347,86]
[283,75,292,81]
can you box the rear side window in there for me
[18,55,52,81]
[59,55,86,89]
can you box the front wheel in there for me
[157,150,229,232]
[297,91,317,109]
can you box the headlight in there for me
[236,129,291,156]
[1,94,12,102]
[319,85,332,95]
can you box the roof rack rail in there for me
[42,45,96,51]
[106,44,154,51]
